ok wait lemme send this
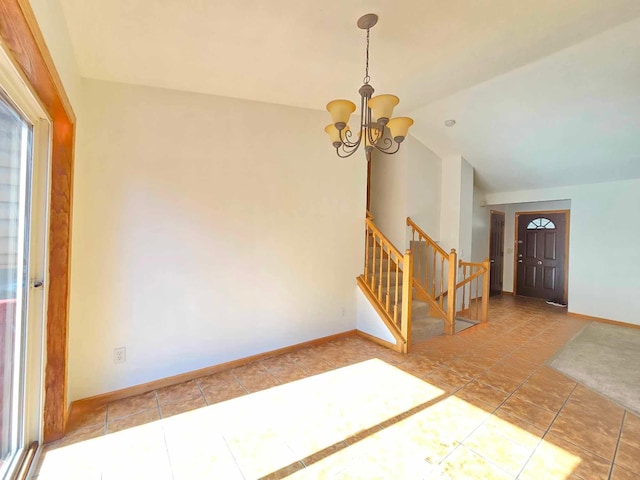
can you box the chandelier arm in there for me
[372,139,401,155]
[336,144,359,158]
[374,135,394,151]
[339,125,360,148]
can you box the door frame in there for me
[513,209,570,303]
[488,210,505,295]
[0,0,76,442]
[0,51,51,476]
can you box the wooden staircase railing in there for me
[406,217,458,334]
[407,217,491,333]
[357,217,412,353]
[360,215,491,351]
[456,259,490,323]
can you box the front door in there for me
[489,211,505,296]
[516,212,568,302]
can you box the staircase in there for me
[357,214,490,353]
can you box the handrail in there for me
[455,269,484,289]
[366,218,403,259]
[457,259,490,323]
[406,217,448,257]
[407,216,457,334]
[360,217,412,353]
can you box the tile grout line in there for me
[155,389,177,480]
[438,359,543,477]
[154,389,163,419]
[257,360,285,385]
[104,402,110,436]
[230,370,251,394]
[608,410,626,480]
[535,384,625,466]
[514,382,578,479]
[222,434,248,480]
[194,378,209,406]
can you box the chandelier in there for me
[324,13,414,159]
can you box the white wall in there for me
[471,185,490,263]
[355,287,395,344]
[458,159,474,261]
[369,145,407,249]
[369,135,442,250]
[405,137,442,246]
[439,156,474,258]
[29,0,82,112]
[487,180,640,325]
[69,79,365,400]
[439,157,461,252]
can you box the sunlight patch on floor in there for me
[36,359,582,479]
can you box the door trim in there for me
[489,210,505,296]
[0,0,76,442]
[513,209,570,303]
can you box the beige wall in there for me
[29,0,82,111]
[68,79,366,400]
[439,156,474,258]
[370,135,442,250]
[471,185,490,263]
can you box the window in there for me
[527,218,556,230]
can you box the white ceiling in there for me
[58,0,640,192]
[409,18,640,193]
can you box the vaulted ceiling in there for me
[58,0,640,193]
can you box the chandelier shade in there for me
[326,100,356,125]
[387,117,414,142]
[368,94,399,123]
[324,14,413,160]
[324,124,343,146]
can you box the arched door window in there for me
[527,217,556,230]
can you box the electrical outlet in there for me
[114,347,126,364]
[340,307,345,318]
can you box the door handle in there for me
[31,280,44,288]
[490,260,495,263]
[537,261,543,265]
[518,260,523,263]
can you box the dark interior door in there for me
[489,211,505,296]
[516,212,567,302]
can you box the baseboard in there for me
[69,329,357,415]
[501,291,514,296]
[567,312,640,330]
[356,329,401,352]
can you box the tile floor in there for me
[34,296,640,479]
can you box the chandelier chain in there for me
[363,28,371,84]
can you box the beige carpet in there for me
[548,322,640,415]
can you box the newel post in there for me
[481,257,491,323]
[401,249,413,353]
[446,249,457,335]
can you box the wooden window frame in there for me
[0,0,75,442]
